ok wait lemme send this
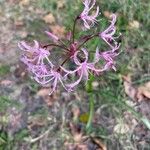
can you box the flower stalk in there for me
[86,93,94,133]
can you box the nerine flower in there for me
[18,40,52,66]
[61,48,106,89]
[31,64,52,85]
[44,69,68,95]
[100,14,119,48]
[18,0,121,95]
[95,45,120,71]
[80,0,100,29]
[32,65,68,95]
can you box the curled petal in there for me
[74,48,89,65]
[100,14,119,48]
[80,0,100,29]
[66,71,83,89]
[60,66,81,75]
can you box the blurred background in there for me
[0,0,150,149]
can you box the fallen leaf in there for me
[37,88,58,106]
[28,115,47,130]
[19,0,30,6]
[103,11,113,19]
[137,82,150,100]
[0,80,13,86]
[14,20,24,27]
[129,20,140,29]
[91,137,107,150]
[37,88,50,97]
[69,123,83,143]
[57,0,65,9]
[43,13,56,24]
[50,25,65,38]
[114,123,129,134]
[72,106,80,122]
[123,74,137,100]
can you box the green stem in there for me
[86,93,94,133]
[72,17,79,43]
[77,34,98,50]
[85,74,95,133]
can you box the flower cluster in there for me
[18,0,120,95]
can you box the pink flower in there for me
[45,31,59,42]
[95,45,120,71]
[80,0,100,29]
[61,48,105,89]
[100,14,119,48]
[45,69,68,95]
[18,1,121,95]
[18,40,53,66]
[31,64,52,85]
[30,65,68,95]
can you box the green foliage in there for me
[0,130,7,149]
[37,0,57,11]
[28,79,39,93]
[0,65,10,76]
[0,96,19,113]
[0,129,29,150]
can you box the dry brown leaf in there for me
[28,115,47,130]
[50,25,65,38]
[43,13,56,24]
[69,123,83,143]
[123,74,150,101]
[0,80,13,86]
[19,0,30,6]
[137,82,150,100]
[129,20,140,29]
[72,106,80,121]
[92,137,107,150]
[123,75,137,100]
[114,123,129,134]
[57,0,65,9]
[37,88,58,106]
[14,20,24,27]
[37,88,50,97]
[103,11,113,19]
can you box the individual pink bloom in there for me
[44,69,69,95]
[18,40,53,66]
[31,64,53,85]
[45,31,59,42]
[100,14,119,48]
[95,45,120,71]
[31,65,68,95]
[61,48,105,89]
[80,0,100,29]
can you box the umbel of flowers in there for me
[18,0,120,95]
